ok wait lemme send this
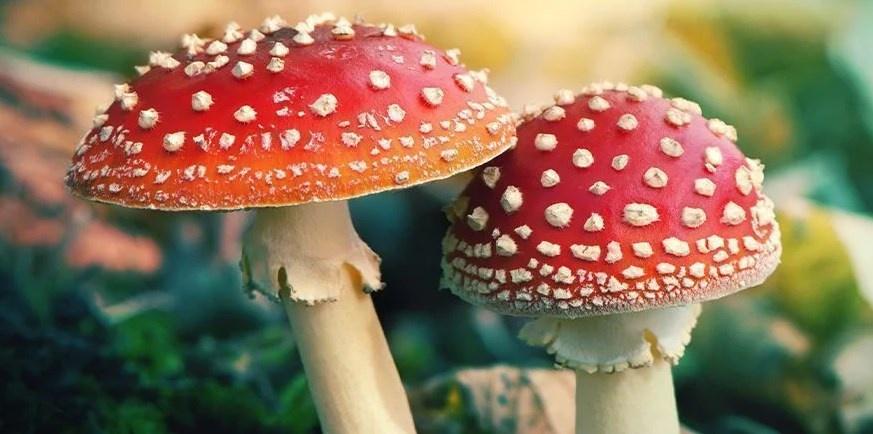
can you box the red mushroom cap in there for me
[65,13,515,210]
[441,82,781,318]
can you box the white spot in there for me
[440,149,458,161]
[119,92,138,111]
[656,263,676,274]
[270,42,290,57]
[542,106,566,122]
[623,203,659,227]
[534,133,557,151]
[420,50,437,69]
[453,73,475,92]
[572,149,594,168]
[545,203,573,228]
[537,241,561,257]
[237,38,257,55]
[708,118,738,142]
[721,202,747,225]
[663,237,691,256]
[659,137,684,157]
[682,207,707,228]
[554,89,575,105]
[260,15,286,34]
[540,169,560,187]
[611,154,629,171]
[617,114,638,131]
[98,126,113,141]
[280,129,300,149]
[665,108,691,126]
[643,167,668,188]
[500,186,523,213]
[735,166,755,195]
[149,51,180,69]
[191,91,213,111]
[267,58,285,73]
[481,167,501,188]
[184,62,205,77]
[206,40,227,55]
[138,109,159,129]
[445,48,461,65]
[588,96,610,112]
[571,244,601,261]
[208,55,229,70]
[163,132,185,152]
[605,241,622,263]
[421,87,444,106]
[689,262,706,278]
[222,22,243,43]
[249,29,266,42]
[584,213,604,232]
[219,133,236,149]
[293,31,314,45]
[672,97,702,115]
[234,105,257,123]
[589,181,611,195]
[341,132,362,147]
[705,146,723,169]
[577,118,595,132]
[627,86,648,102]
[331,22,355,40]
[622,266,645,279]
[515,225,532,239]
[632,242,654,258]
[310,94,338,116]
[232,61,254,79]
[467,206,489,231]
[395,171,410,185]
[387,104,406,123]
[743,236,761,252]
[694,178,716,196]
[495,235,518,256]
[369,70,391,90]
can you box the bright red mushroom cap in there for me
[65,13,515,210]
[441,82,781,317]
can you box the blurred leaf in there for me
[98,400,168,434]
[762,207,873,341]
[12,30,146,76]
[273,374,319,434]
[114,311,183,384]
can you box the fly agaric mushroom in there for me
[65,12,515,433]
[441,82,780,434]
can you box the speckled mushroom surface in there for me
[441,82,781,318]
[65,13,515,210]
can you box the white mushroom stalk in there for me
[520,304,701,434]
[242,201,415,433]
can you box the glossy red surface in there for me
[66,18,514,210]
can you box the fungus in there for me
[440,82,780,434]
[65,13,516,433]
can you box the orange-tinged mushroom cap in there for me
[65,14,515,210]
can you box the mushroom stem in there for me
[575,359,679,434]
[242,201,415,434]
[518,305,701,434]
[284,283,415,434]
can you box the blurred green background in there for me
[1,0,873,433]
